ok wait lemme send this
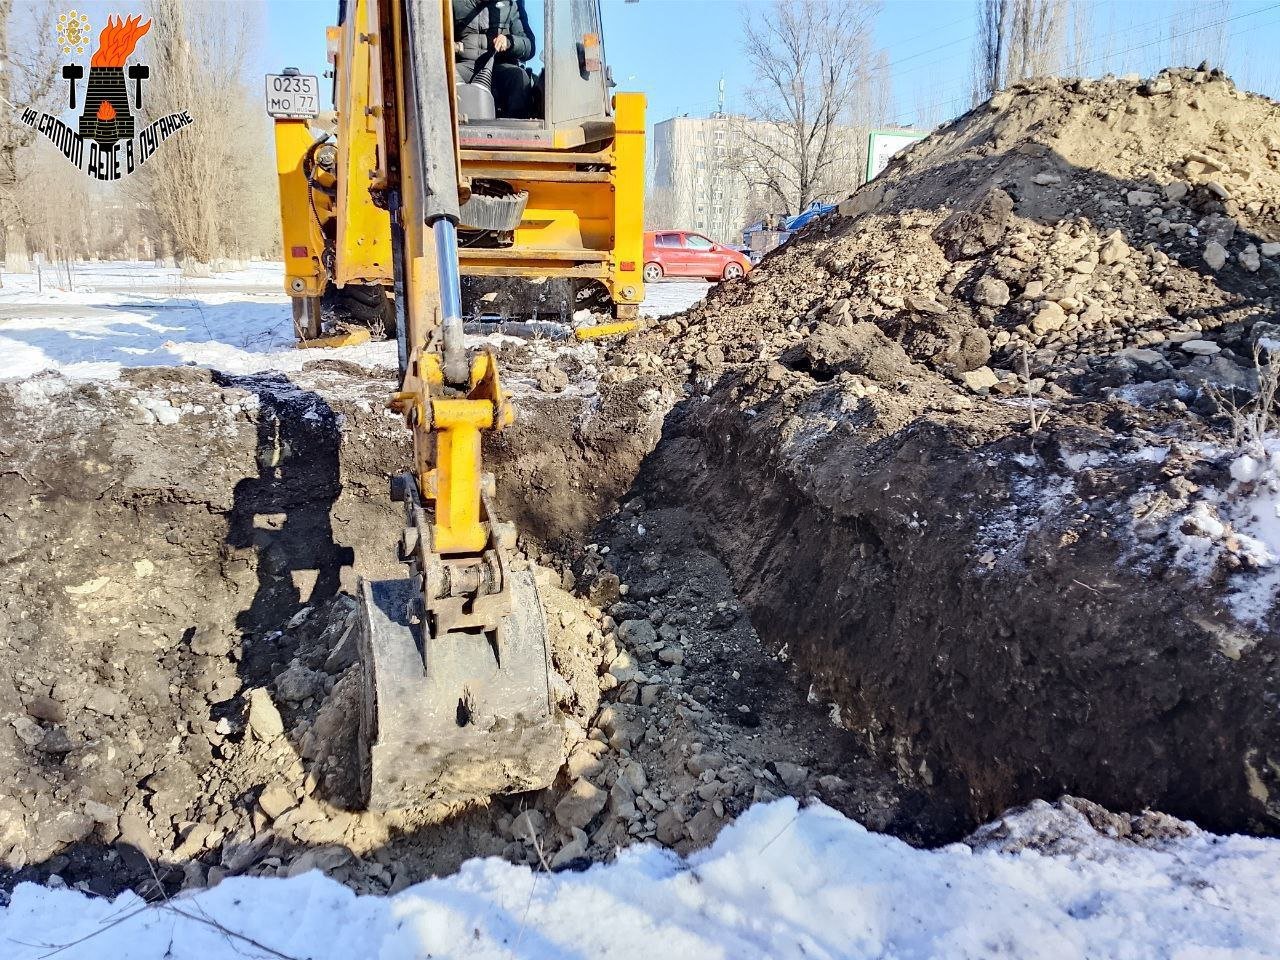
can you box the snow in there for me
[640,280,710,318]
[0,263,706,382]
[3,798,1280,959]
[1165,438,1280,626]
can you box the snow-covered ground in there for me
[641,279,712,318]
[0,263,709,381]
[3,799,1279,959]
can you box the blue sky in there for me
[263,0,1280,131]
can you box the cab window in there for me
[684,234,714,250]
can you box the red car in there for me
[643,230,751,283]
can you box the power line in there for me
[887,1,1280,127]
[890,0,1249,87]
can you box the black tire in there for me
[721,262,744,281]
[333,284,397,339]
[642,262,663,283]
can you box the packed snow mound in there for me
[3,798,1279,959]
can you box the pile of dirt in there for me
[610,68,1280,835]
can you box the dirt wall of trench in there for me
[642,380,1280,837]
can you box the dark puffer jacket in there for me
[453,0,535,65]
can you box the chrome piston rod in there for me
[432,217,469,386]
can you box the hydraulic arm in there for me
[354,0,562,809]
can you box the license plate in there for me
[265,73,320,119]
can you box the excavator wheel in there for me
[355,572,564,810]
[325,283,398,339]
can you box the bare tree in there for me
[0,0,60,277]
[135,0,271,270]
[971,0,1070,102]
[736,0,881,216]
[1169,0,1229,69]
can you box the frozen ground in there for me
[3,799,1279,959]
[0,262,709,381]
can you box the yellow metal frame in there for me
[331,0,394,287]
[275,119,326,300]
[272,0,647,320]
[391,350,514,555]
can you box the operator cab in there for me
[455,0,614,149]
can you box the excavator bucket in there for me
[356,571,564,810]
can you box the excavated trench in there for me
[0,359,675,895]
[1,324,1276,897]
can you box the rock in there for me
[1032,172,1061,186]
[1163,181,1189,202]
[1031,302,1067,334]
[1204,180,1230,200]
[324,622,359,673]
[37,727,74,754]
[608,781,637,821]
[654,808,685,845]
[1180,339,1221,356]
[657,646,684,666]
[247,688,285,741]
[1261,242,1280,258]
[1126,190,1158,207]
[1140,77,1173,95]
[607,650,639,683]
[554,779,608,830]
[83,799,118,824]
[284,845,353,878]
[1239,245,1261,273]
[817,774,847,797]
[50,812,94,844]
[190,624,233,658]
[548,828,589,870]
[511,809,547,843]
[685,806,727,846]
[906,294,947,314]
[276,661,325,703]
[84,686,125,717]
[686,751,726,777]
[932,189,1013,261]
[566,741,607,780]
[10,716,44,747]
[24,695,65,724]
[1117,348,1163,365]
[258,783,295,819]
[1020,279,1045,301]
[1098,232,1129,265]
[583,571,622,608]
[618,759,648,793]
[182,861,208,890]
[617,619,657,648]
[770,760,809,791]
[973,276,1010,307]
[1203,240,1227,271]
[960,366,999,394]
[145,760,198,819]
[796,322,923,383]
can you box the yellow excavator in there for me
[268,0,645,807]
[274,0,645,345]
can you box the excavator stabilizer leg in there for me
[357,572,563,810]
